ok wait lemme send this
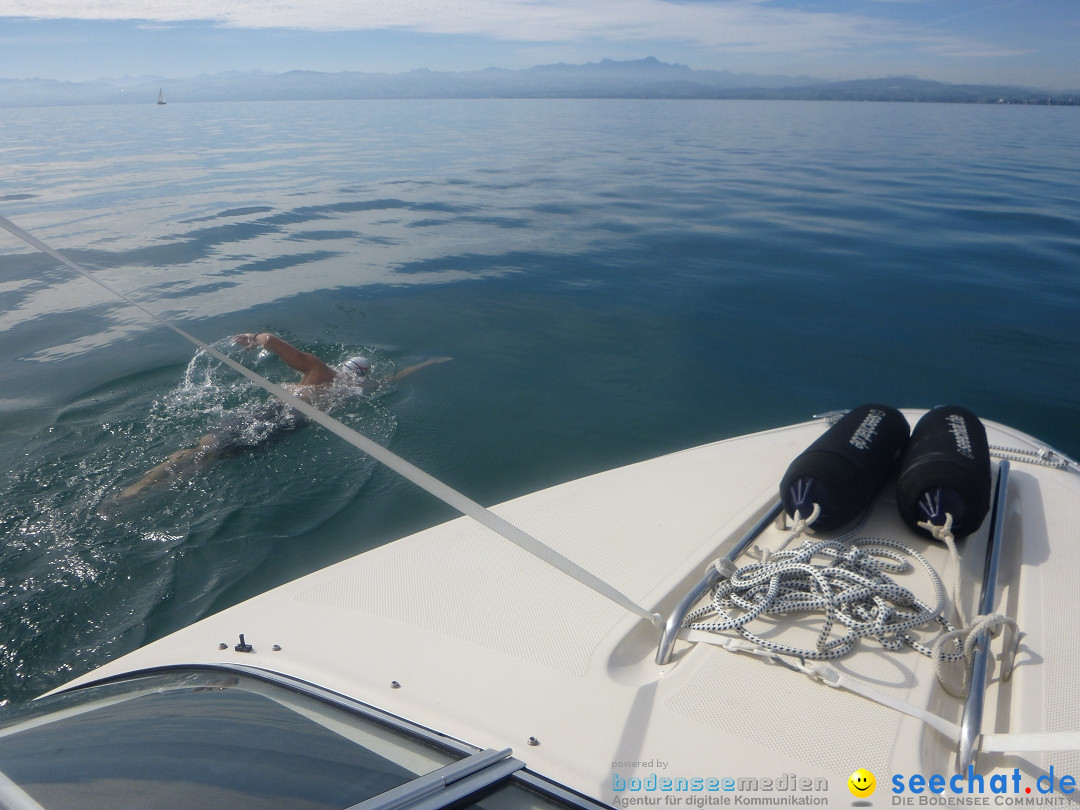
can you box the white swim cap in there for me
[343,356,371,375]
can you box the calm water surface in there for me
[1,99,1078,704]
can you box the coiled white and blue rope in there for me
[685,507,1022,698]
[684,509,963,662]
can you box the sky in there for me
[0,0,1077,89]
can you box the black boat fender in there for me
[780,404,911,532]
[896,405,992,539]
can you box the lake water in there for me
[1,99,1078,704]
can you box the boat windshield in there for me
[0,668,585,810]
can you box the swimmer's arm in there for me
[389,357,453,383]
[235,332,336,385]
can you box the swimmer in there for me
[109,332,451,505]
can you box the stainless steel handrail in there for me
[958,460,1012,774]
[655,500,784,665]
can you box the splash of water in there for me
[0,338,397,705]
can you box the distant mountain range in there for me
[3,57,1077,107]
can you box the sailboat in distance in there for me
[157,88,166,105]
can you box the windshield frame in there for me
[0,664,613,810]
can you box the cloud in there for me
[0,0,951,54]
[2,0,1024,80]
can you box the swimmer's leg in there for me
[112,434,223,503]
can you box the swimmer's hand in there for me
[234,333,263,350]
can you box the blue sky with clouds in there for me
[1,1,1077,89]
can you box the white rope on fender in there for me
[918,511,968,626]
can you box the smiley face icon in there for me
[848,768,876,798]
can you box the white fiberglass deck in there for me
[60,414,1080,807]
